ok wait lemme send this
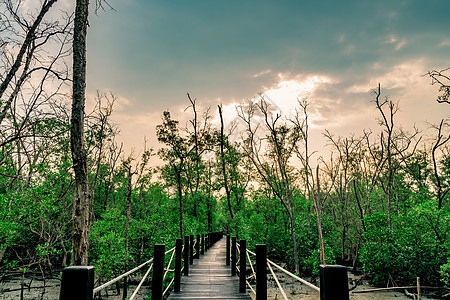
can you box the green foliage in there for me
[90,209,131,279]
[440,263,450,287]
[361,204,449,286]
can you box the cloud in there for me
[337,34,346,43]
[260,73,336,115]
[386,35,406,50]
[439,39,450,47]
[346,59,427,93]
[252,69,272,78]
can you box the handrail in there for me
[163,277,175,296]
[267,261,288,300]
[247,280,256,295]
[94,247,176,295]
[129,263,154,300]
[60,232,224,299]
[246,250,255,276]
[165,246,176,255]
[93,257,154,294]
[267,258,320,292]
[243,244,256,294]
[246,247,320,292]
[164,247,176,280]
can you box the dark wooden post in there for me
[319,265,349,300]
[201,233,205,255]
[195,234,200,259]
[231,236,237,276]
[174,239,182,292]
[226,234,230,266]
[256,244,267,300]
[189,234,194,265]
[59,266,94,300]
[205,235,209,250]
[239,239,246,293]
[184,235,189,275]
[152,244,165,300]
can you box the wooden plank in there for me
[167,238,252,300]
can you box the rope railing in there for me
[244,245,256,294]
[93,246,177,298]
[226,234,349,300]
[93,257,155,294]
[59,231,224,300]
[164,247,176,280]
[247,248,320,292]
[267,261,288,300]
[129,263,154,300]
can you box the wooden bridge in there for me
[58,232,350,300]
[168,237,251,299]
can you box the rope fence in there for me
[58,232,223,300]
[226,234,350,300]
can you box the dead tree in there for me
[70,0,90,266]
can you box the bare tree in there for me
[426,67,450,104]
[238,96,301,273]
[293,100,327,265]
[373,84,420,228]
[431,119,450,209]
[70,0,90,265]
[218,104,235,220]
[0,0,67,126]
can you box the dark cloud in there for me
[85,0,450,153]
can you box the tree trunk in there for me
[123,167,132,300]
[71,0,90,266]
[175,164,184,238]
[315,166,326,265]
[218,105,235,220]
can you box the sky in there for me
[81,0,450,159]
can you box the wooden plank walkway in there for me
[168,237,252,300]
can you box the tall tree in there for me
[218,104,235,220]
[157,111,188,238]
[293,100,326,265]
[71,0,90,265]
[238,97,301,273]
[430,120,450,209]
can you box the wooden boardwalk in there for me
[168,238,252,300]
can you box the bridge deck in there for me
[168,237,252,300]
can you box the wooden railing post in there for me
[319,265,349,300]
[231,236,236,276]
[239,239,246,293]
[256,244,267,300]
[226,234,230,266]
[205,235,209,250]
[174,238,182,292]
[189,234,194,265]
[201,233,205,255]
[152,244,165,300]
[184,235,189,275]
[195,234,200,259]
[59,266,94,300]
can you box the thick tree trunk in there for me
[71,0,90,266]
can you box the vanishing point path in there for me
[168,237,252,300]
